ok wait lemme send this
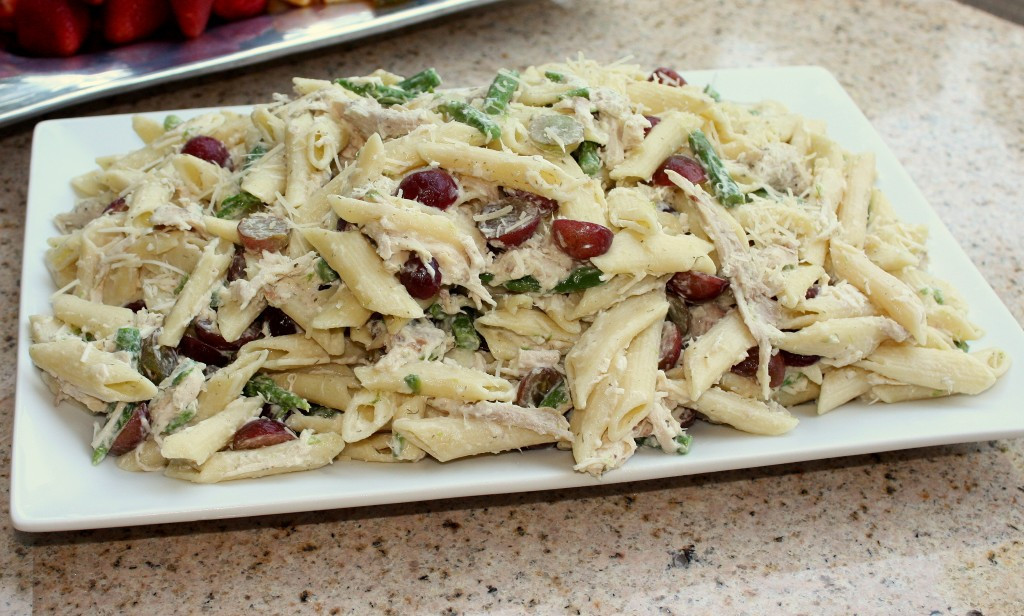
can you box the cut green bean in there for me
[544,71,566,83]
[688,130,744,207]
[244,375,310,415]
[703,84,721,102]
[482,69,520,115]
[91,403,136,465]
[215,191,263,219]
[552,266,605,294]
[558,87,590,100]
[115,327,142,368]
[396,68,442,95]
[309,405,340,418]
[451,313,480,351]
[163,406,196,435]
[243,144,268,170]
[574,141,602,176]
[315,257,339,283]
[438,101,502,141]
[173,275,189,296]
[404,374,422,395]
[479,273,496,284]
[503,276,541,293]
[538,382,567,409]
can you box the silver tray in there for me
[0,0,506,129]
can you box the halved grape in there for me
[181,135,231,169]
[238,215,290,253]
[658,322,683,370]
[398,168,459,210]
[667,271,729,303]
[399,255,442,299]
[551,219,613,259]
[528,114,584,152]
[731,347,786,388]
[108,403,150,457]
[231,419,296,450]
[652,155,706,187]
[515,367,564,408]
[649,67,687,86]
[477,199,542,249]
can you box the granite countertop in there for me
[2,0,1023,613]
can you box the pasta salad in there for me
[28,59,1010,482]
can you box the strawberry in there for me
[170,0,213,38]
[103,0,170,44]
[14,0,90,57]
[212,0,266,21]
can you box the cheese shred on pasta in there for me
[29,58,1007,481]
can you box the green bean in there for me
[162,406,196,435]
[404,374,422,395]
[244,375,310,416]
[479,273,496,285]
[674,433,693,454]
[115,327,141,368]
[309,405,340,418]
[538,382,567,409]
[482,69,520,115]
[215,191,263,219]
[243,144,268,170]
[438,101,502,141]
[558,87,590,100]
[703,84,721,102]
[552,266,605,294]
[544,71,566,83]
[574,141,602,176]
[396,68,442,95]
[172,275,189,296]
[503,276,541,293]
[451,313,480,351]
[315,257,339,283]
[91,403,137,465]
[688,130,744,207]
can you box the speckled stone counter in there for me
[2,0,1023,613]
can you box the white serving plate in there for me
[12,66,1024,532]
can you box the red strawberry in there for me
[104,0,169,44]
[15,0,90,57]
[170,0,213,38]
[212,0,266,21]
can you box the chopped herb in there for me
[954,340,969,352]
[315,257,339,283]
[674,433,693,454]
[748,188,771,202]
[163,115,183,131]
[703,84,721,102]
[479,272,496,284]
[173,274,189,296]
[404,374,422,394]
[920,287,945,305]
[544,71,566,83]
[215,191,263,219]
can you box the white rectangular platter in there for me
[12,66,1024,532]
